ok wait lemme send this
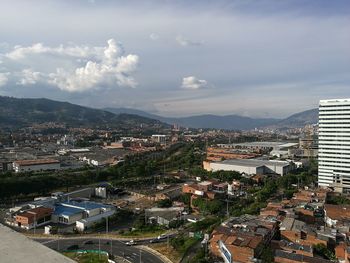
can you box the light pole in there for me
[33,213,36,235]
[139,249,142,263]
[99,235,101,259]
[110,239,113,258]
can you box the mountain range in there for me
[0,96,318,130]
[104,107,318,130]
[0,96,167,130]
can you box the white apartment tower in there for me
[318,98,350,192]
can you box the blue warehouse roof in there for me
[53,205,84,216]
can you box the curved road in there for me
[34,237,165,263]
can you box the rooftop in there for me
[217,159,290,168]
[280,217,306,231]
[60,200,111,211]
[275,249,332,263]
[320,98,350,105]
[219,141,298,148]
[53,204,84,216]
[13,159,59,166]
[17,207,53,219]
[324,204,350,221]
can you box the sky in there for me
[0,0,349,118]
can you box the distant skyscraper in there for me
[318,98,350,192]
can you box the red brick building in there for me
[15,207,53,229]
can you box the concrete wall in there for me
[210,162,262,175]
[76,210,115,231]
[51,212,83,225]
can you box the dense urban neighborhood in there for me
[1,97,350,263]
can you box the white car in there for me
[126,240,137,246]
[157,234,167,240]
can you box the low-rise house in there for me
[279,218,327,246]
[291,189,327,205]
[324,204,350,229]
[260,202,285,218]
[271,240,313,257]
[335,242,350,263]
[274,249,333,263]
[15,207,53,229]
[145,207,184,227]
[209,215,278,263]
[183,183,216,200]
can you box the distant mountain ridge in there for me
[0,96,317,130]
[272,108,318,128]
[0,96,167,129]
[104,107,318,130]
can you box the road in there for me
[34,237,165,263]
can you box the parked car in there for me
[84,240,94,245]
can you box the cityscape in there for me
[0,1,350,263]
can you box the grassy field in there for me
[149,243,182,263]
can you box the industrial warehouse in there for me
[203,159,295,176]
[6,188,116,232]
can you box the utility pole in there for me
[144,210,147,225]
[139,249,142,263]
[106,216,109,235]
[226,191,230,217]
[99,236,101,259]
[33,213,36,235]
[110,239,113,259]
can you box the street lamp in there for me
[99,235,101,259]
[110,239,113,259]
[33,213,36,235]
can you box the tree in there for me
[313,243,336,260]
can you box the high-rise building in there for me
[318,98,350,192]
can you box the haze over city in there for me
[0,0,349,118]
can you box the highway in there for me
[34,237,165,263]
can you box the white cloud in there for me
[2,39,139,92]
[150,33,159,40]
[181,76,208,90]
[6,42,103,60]
[176,35,202,47]
[17,69,41,85]
[48,39,139,92]
[0,72,9,87]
